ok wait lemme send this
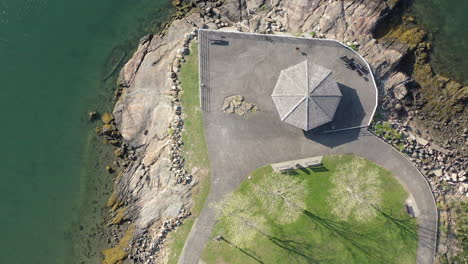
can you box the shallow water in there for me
[0,0,172,263]
[409,0,468,84]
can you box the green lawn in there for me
[165,41,211,264]
[202,155,418,264]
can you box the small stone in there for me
[105,165,114,173]
[88,111,98,121]
[114,148,124,158]
[451,173,458,182]
[174,105,182,115]
[206,22,218,30]
[393,83,408,100]
[111,131,121,138]
[459,185,466,194]
[107,139,120,146]
[432,169,443,177]
[415,137,429,146]
[458,170,466,178]
[395,103,403,111]
[102,124,117,135]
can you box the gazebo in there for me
[272,60,342,131]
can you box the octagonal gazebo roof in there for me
[272,60,342,130]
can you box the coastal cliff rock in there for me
[216,0,404,80]
[107,0,465,263]
[107,12,204,263]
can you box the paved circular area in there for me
[179,30,437,264]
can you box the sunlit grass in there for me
[165,41,211,264]
[202,155,417,264]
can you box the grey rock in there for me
[432,143,451,155]
[112,14,204,236]
[451,173,459,182]
[416,136,429,146]
[393,83,408,100]
[433,169,443,177]
[206,22,218,30]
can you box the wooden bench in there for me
[271,156,323,172]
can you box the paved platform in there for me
[198,29,377,131]
[179,30,437,264]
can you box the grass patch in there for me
[448,198,468,262]
[202,155,417,264]
[373,122,403,141]
[396,143,405,152]
[165,41,211,264]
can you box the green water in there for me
[0,0,173,263]
[409,0,468,84]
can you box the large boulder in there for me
[101,112,114,124]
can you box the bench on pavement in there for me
[271,156,323,172]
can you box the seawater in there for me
[0,0,172,263]
[409,0,468,84]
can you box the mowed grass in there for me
[202,154,418,264]
[165,41,211,264]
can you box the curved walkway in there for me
[179,30,437,264]
[179,126,437,264]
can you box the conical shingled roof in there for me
[272,60,342,130]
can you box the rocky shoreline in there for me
[97,1,466,263]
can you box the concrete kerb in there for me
[197,29,379,133]
[370,131,439,260]
[198,31,202,110]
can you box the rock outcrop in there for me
[221,95,258,117]
[108,13,205,263]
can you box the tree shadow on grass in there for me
[380,210,418,242]
[303,210,389,263]
[221,238,264,263]
[378,208,436,251]
[221,210,416,264]
[266,235,320,264]
[223,232,322,263]
[257,210,387,263]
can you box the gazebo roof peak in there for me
[272,60,342,130]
